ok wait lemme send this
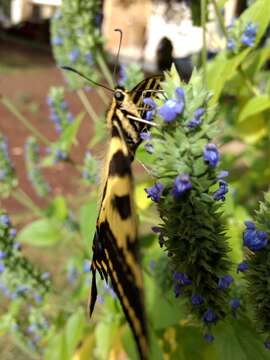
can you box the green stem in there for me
[212,0,228,39]
[76,89,99,123]
[201,0,207,89]
[1,96,51,146]
[12,189,42,216]
[238,66,261,96]
[96,51,114,88]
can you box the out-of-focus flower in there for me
[242,22,257,47]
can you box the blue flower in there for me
[27,324,37,334]
[52,36,63,46]
[145,182,164,202]
[237,261,248,273]
[173,271,191,285]
[149,260,155,271]
[68,49,80,63]
[34,293,43,303]
[242,22,257,47]
[9,228,17,237]
[13,242,21,251]
[191,294,204,305]
[218,274,233,290]
[0,251,6,259]
[230,298,240,310]
[67,112,74,123]
[158,87,185,122]
[204,333,215,342]
[151,226,161,233]
[60,101,68,110]
[143,98,157,109]
[213,180,228,201]
[97,295,104,304]
[83,259,91,273]
[55,150,68,161]
[0,214,10,225]
[47,96,54,106]
[227,38,235,50]
[140,132,152,141]
[145,110,153,121]
[204,143,220,168]
[144,143,154,154]
[174,283,182,298]
[217,170,229,180]
[187,107,205,128]
[202,309,218,324]
[264,341,270,350]
[0,262,5,273]
[243,221,268,251]
[85,52,93,65]
[172,173,192,198]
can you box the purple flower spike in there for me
[213,180,228,201]
[218,274,234,290]
[145,182,164,202]
[204,143,220,168]
[158,87,185,122]
[172,173,192,198]
[202,309,218,324]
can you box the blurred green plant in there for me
[1,0,270,359]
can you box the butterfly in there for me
[89,75,161,360]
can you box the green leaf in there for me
[44,332,68,360]
[235,114,267,144]
[48,196,68,220]
[59,112,85,151]
[95,319,119,360]
[238,95,270,123]
[80,200,97,252]
[65,308,85,358]
[17,218,61,246]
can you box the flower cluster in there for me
[47,87,74,134]
[50,0,103,90]
[82,150,98,184]
[25,137,50,197]
[0,134,17,196]
[227,20,258,53]
[241,192,270,348]
[146,66,232,339]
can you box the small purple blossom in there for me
[0,214,10,225]
[52,36,63,46]
[202,309,218,324]
[230,298,240,310]
[41,272,50,280]
[60,101,68,110]
[188,107,205,128]
[9,228,17,237]
[0,262,5,273]
[172,173,192,198]
[145,110,153,121]
[13,242,21,251]
[213,180,228,201]
[140,132,152,141]
[191,294,204,305]
[149,260,155,271]
[145,182,164,202]
[242,22,257,47]
[68,49,80,63]
[217,170,229,180]
[0,251,6,259]
[144,143,154,154]
[204,333,215,343]
[118,65,127,85]
[158,87,185,122]
[151,226,161,233]
[218,275,233,290]
[83,259,91,273]
[237,261,248,273]
[85,52,93,65]
[227,38,235,50]
[204,143,220,168]
[264,341,270,350]
[97,295,104,304]
[173,271,191,285]
[143,98,157,109]
[243,221,268,251]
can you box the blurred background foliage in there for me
[1,0,270,359]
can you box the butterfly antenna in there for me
[61,66,114,93]
[113,28,123,84]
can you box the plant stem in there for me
[201,0,208,89]
[97,87,110,105]
[212,0,228,39]
[12,189,42,216]
[76,89,99,123]
[96,51,114,88]
[1,96,51,146]
[238,66,260,96]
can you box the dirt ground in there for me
[0,36,107,215]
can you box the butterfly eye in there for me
[114,91,124,101]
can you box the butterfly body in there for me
[89,77,161,360]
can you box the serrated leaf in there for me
[17,218,61,246]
